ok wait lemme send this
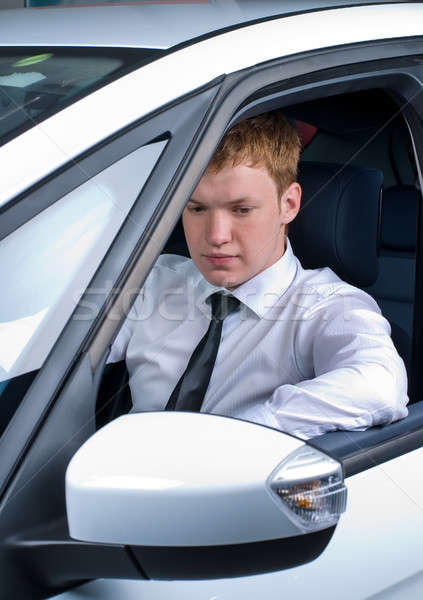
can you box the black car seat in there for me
[290,161,411,375]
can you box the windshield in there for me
[0,47,163,146]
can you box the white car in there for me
[0,1,423,599]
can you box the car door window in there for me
[0,139,166,435]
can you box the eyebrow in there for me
[188,198,250,205]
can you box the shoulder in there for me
[292,263,381,314]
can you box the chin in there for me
[205,271,238,288]
[215,276,242,289]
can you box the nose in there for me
[205,211,232,247]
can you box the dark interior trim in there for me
[404,106,423,400]
[309,401,423,476]
[343,428,423,476]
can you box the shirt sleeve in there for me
[256,289,409,439]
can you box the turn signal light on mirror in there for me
[269,445,347,532]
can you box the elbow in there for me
[374,361,409,424]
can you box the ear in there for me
[280,182,301,224]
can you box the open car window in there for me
[96,85,422,449]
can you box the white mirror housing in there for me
[66,412,346,550]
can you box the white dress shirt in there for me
[109,238,409,439]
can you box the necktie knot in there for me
[209,292,240,321]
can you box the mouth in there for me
[204,254,236,266]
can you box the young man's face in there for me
[182,162,301,289]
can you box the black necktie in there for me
[165,292,240,412]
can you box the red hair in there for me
[208,111,301,198]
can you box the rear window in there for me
[0,47,163,146]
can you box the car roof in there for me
[1,1,422,206]
[0,1,415,50]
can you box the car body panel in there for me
[0,2,404,49]
[1,3,423,206]
[53,447,423,599]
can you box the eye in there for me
[233,206,252,215]
[187,204,205,213]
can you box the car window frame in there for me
[83,38,423,474]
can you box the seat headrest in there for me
[290,161,383,287]
[381,185,419,253]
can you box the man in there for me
[109,112,408,439]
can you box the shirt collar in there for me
[196,237,298,318]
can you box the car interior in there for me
[291,89,418,379]
[95,87,421,429]
[165,89,419,363]
[1,87,422,459]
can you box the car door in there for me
[50,35,423,600]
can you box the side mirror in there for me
[66,412,346,580]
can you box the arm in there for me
[248,290,408,439]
